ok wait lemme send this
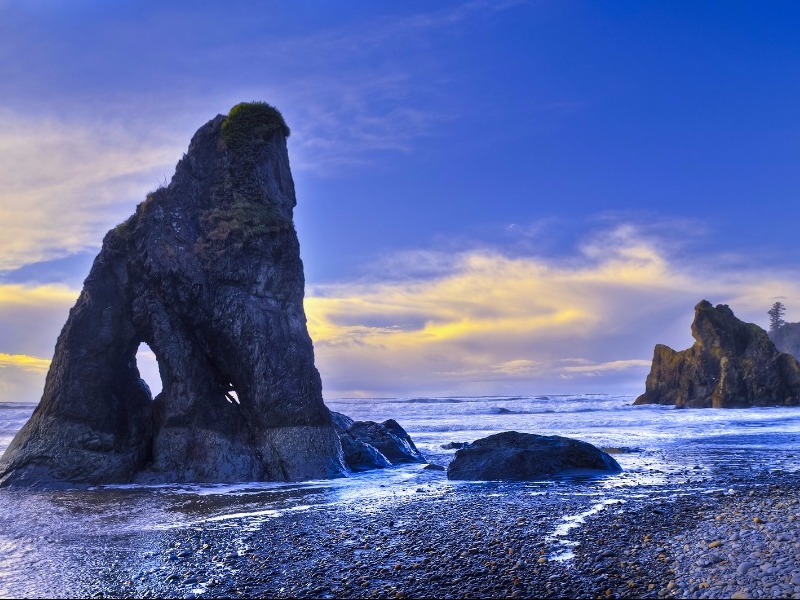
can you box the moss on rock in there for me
[221,102,290,151]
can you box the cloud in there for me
[0,284,79,402]
[3,223,798,402]
[0,353,50,373]
[0,109,183,272]
[306,224,800,397]
[0,284,74,402]
[0,284,171,403]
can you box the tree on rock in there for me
[769,301,786,333]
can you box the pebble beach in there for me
[32,471,796,600]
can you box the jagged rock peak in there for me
[0,102,346,488]
[634,300,800,408]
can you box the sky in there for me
[1,0,800,401]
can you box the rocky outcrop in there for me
[0,102,347,487]
[346,419,425,465]
[329,411,355,434]
[446,431,621,481]
[329,411,424,472]
[338,435,392,472]
[635,300,800,408]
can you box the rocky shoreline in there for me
[54,471,800,599]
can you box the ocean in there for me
[1,394,800,598]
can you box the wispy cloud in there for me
[208,1,529,174]
[0,109,182,271]
[306,223,800,397]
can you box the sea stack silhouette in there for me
[635,300,800,408]
[0,102,347,487]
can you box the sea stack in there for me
[0,103,347,487]
[635,300,800,408]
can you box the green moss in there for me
[221,102,290,151]
[112,215,136,240]
[199,200,289,251]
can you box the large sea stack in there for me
[634,300,800,408]
[0,103,347,487]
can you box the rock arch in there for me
[0,103,346,487]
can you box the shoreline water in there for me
[3,396,800,598]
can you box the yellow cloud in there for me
[0,283,79,307]
[305,228,800,397]
[0,284,78,402]
[0,353,50,373]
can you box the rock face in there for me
[635,300,800,408]
[329,411,424,472]
[446,431,621,481]
[0,103,347,487]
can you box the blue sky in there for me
[1,0,800,400]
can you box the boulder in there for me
[0,102,346,487]
[635,300,800,408]
[328,413,424,472]
[446,431,621,481]
[338,435,392,472]
[346,419,425,465]
[441,441,470,450]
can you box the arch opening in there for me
[135,342,163,398]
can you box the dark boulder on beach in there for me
[330,411,424,471]
[446,431,621,481]
[338,434,392,472]
[635,300,800,408]
[346,419,425,465]
[0,102,347,488]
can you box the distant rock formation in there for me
[330,411,425,472]
[0,102,346,487]
[635,300,800,408]
[446,431,621,481]
[770,322,800,361]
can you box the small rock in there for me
[423,464,445,471]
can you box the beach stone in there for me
[446,431,621,481]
